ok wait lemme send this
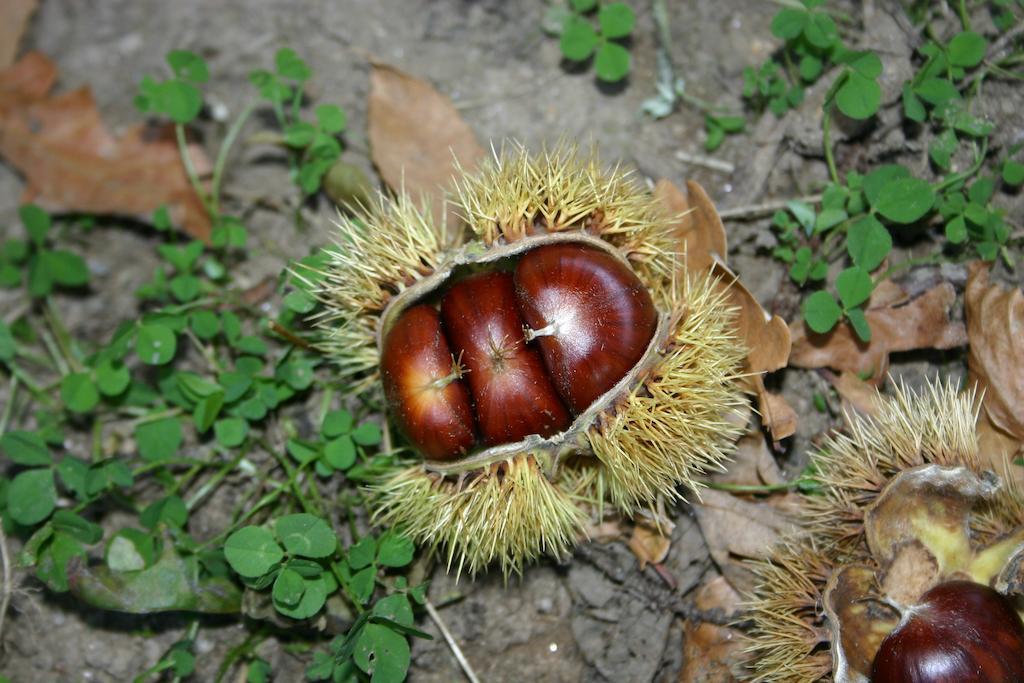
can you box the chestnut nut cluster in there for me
[381,242,657,462]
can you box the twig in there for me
[0,522,12,650]
[674,150,735,174]
[717,194,823,220]
[424,598,481,683]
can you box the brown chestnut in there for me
[871,580,1024,683]
[514,243,658,414]
[380,304,476,461]
[441,272,570,446]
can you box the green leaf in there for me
[155,80,203,124]
[352,422,382,446]
[968,177,995,205]
[135,417,183,462]
[43,250,90,286]
[106,531,150,571]
[52,510,102,544]
[20,204,51,245]
[8,468,56,525]
[1002,159,1024,186]
[770,8,807,40]
[570,0,597,11]
[835,267,873,309]
[0,321,13,361]
[36,531,85,592]
[846,215,892,270]
[349,566,376,605]
[139,495,188,530]
[560,18,599,61]
[178,372,222,400]
[324,436,356,470]
[170,274,201,302]
[27,255,53,297]
[322,410,354,438]
[214,418,248,447]
[947,31,986,68]
[704,124,724,152]
[95,359,131,397]
[276,574,329,620]
[284,121,316,147]
[598,2,635,38]
[377,533,414,568]
[846,307,871,342]
[275,48,311,81]
[314,103,347,133]
[61,372,100,413]
[286,438,319,465]
[193,392,225,433]
[835,73,880,120]
[136,324,177,365]
[595,42,630,82]
[275,514,337,559]
[152,205,172,231]
[348,536,377,570]
[224,526,284,578]
[813,207,846,233]
[803,12,838,48]
[189,310,220,340]
[802,291,842,334]
[56,456,89,501]
[372,593,414,627]
[914,78,961,106]
[841,51,883,79]
[283,290,316,314]
[798,54,822,81]
[863,164,910,207]
[902,84,926,122]
[945,215,967,244]
[929,129,957,170]
[167,50,209,83]
[353,624,410,683]
[1,430,51,466]
[874,177,935,224]
[786,200,816,234]
[272,567,306,608]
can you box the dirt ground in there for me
[1,0,1021,681]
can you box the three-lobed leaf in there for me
[224,526,283,578]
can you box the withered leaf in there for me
[831,371,880,418]
[679,576,745,683]
[709,429,784,488]
[0,0,37,68]
[628,520,672,570]
[0,52,211,240]
[655,179,727,274]
[367,62,484,224]
[790,282,966,378]
[966,262,1024,441]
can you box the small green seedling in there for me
[550,0,636,83]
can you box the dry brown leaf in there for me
[789,282,966,378]
[0,52,211,240]
[976,409,1024,487]
[709,429,784,488]
[655,179,727,273]
[627,520,672,570]
[692,488,797,593]
[0,0,37,68]
[831,371,880,417]
[680,576,745,683]
[367,62,484,224]
[966,262,1024,441]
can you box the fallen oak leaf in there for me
[679,575,745,683]
[830,370,881,418]
[655,178,727,274]
[966,261,1024,441]
[0,0,37,68]
[0,51,211,240]
[789,281,966,379]
[628,519,673,570]
[367,62,484,225]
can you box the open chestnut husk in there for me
[871,580,1024,683]
[314,145,748,575]
[743,383,1024,682]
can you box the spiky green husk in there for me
[312,193,450,380]
[588,271,747,512]
[372,455,587,577]
[743,381,1024,682]
[455,143,678,283]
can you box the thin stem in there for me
[185,448,247,511]
[874,251,945,283]
[822,105,840,185]
[425,598,481,683]
[0,376,17,435]
[956,0,970,31]
[0,522,12,647]
[43,299,80,372]
[210,101,258,215]
[704,480,801,493]
[175,124,212,214]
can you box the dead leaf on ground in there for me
[789,281,966,379]
[628,520,673,570]
[692,488,797,593]
[830,371,881,418]
[680,575,745,683]
[0,0,37,68]
[0,52,211,239]
[655,179,727,274]
[976,409,1024,486]
[367,62,484,225]
[709,429,784,488]
[966,262,1024,441]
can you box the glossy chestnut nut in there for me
[441,272,570,446]
[871,580,1024,683]
[514,243,658,414]
[380,304,476,461]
